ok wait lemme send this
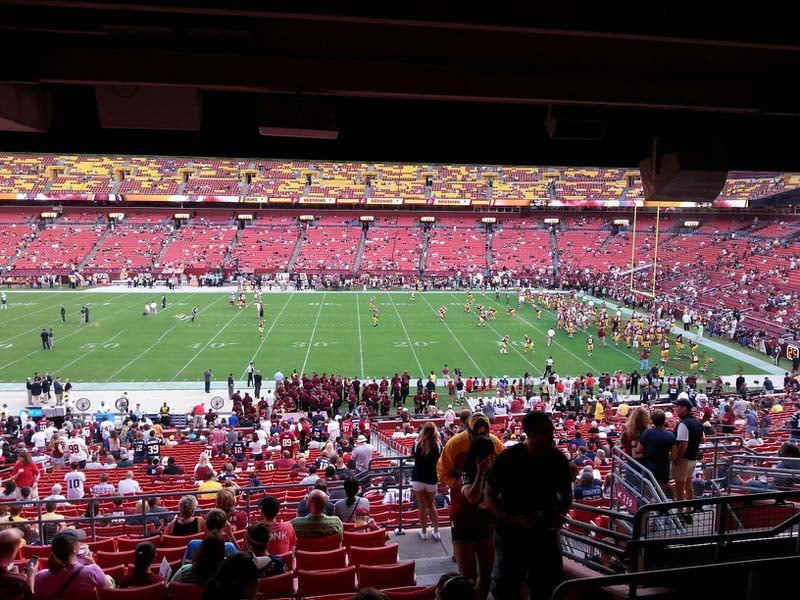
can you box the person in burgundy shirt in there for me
[117,542,162,589]
[277,423,297,454]
[274,451,296,470]
[341,417,354,439]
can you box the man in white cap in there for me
[351,434,373,474]
[444,404,456,427]
[327,415,341,440]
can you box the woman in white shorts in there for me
[411,422,442,540]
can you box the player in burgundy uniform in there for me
[277,422,297,456]
[360,416,372,438]
[341,415,354,439]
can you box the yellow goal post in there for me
[628,204,660,300]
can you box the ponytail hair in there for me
[47,530,80,573]
[343,477,360,507]
[132,541,157,576]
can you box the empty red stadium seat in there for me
[358,561,416,590]
[343,528,386,548]
[257,570,296,599]
[348,543,399,567]
[295,547,348,571]
[96,550,135,570]
[165,582,203,600]
[383,585,438,600]
[296,566,356,598]
[98,581,166,600]
[296,533,342,552]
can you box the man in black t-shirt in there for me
[132,434,147,464]
[485,411,572,600]
[231,436,247,462]
[145,431,164,461]
[671,398,704,522]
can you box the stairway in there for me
[353,227,368,273]
[154,227,178,269]
[549,227,560,277]
[221,228,241,269]
[4,226,39,271]
[286,226,305,272]
[485,228,494,270]
[598,232,616,251]
[418,227,431,273]
[77,226,114,270]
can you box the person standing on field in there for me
[204,369,213,394]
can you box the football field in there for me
[0,290,765,385]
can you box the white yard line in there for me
[0,294,147,372]
[105,292,204,380]
[106,323,181,381]
[54,329,127,372]
[0,292,122,344]
[241,293,295,380]
[580,294,781,375]
[481,296,596,374]
[356,293,365,379]
[419,293,484,378]
[172,296,245,380]
[387,293,425,376]
[301,292,326,375]
[446,292,540,373]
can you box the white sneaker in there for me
[432,531,441,541]
[418,530,427,540]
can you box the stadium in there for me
[0,4,799,600]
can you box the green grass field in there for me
[0,290,764,385]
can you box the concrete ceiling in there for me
[0,2,797,170]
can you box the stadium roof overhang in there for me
[0,2,799,172]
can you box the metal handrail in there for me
[552,554,800,600]
[629,489,800,572]
[610,446,668,510]
[3,481,331,543]
[10,453,436,544]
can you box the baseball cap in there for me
[674,398,693,409]
[468,413,491,438]
[356,435,367,443]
